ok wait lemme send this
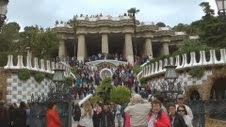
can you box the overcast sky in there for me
[6,0,217,29]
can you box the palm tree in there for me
[68,16,79,64]
[127,7,140,57]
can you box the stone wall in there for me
[0,69,10,101]
[205,118,226,127]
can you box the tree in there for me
[127,7,140,56]
[156,22,166,27]
[68,16,79,58]
[191,2,226,47]
[199,2,215,19]
[17,26,59,59]
[0,22,21,66]
[94,77,114,103]
[110,86,130,105]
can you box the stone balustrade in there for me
[175,32,186,36]
[4,54,70,77]
[140,49,226,78]
[76,16,131,21]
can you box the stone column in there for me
[77,34,86,61]
[162,42,169,55]
[144,38,153,59]
[101,33,109,54]
[58,39,66,60]
[124,33,134,64]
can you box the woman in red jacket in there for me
[148,100,170,127]
[46,102,62,127]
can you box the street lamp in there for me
[161,65,183,102]
[216,0,226,16]
[53,68,65,92]
[0,0,9,29]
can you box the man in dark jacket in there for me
[13,102,27,127]
[168,103,187,127]
[0,101,9,127]
[100,105,115,127]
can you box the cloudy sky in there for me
[6,0,217,29]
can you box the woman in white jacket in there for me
[177,105,193,127]
[78,101,93,127]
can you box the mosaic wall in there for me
[6,74,51,104]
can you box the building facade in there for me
[55,15,188,64]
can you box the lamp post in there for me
[52,68,65,93]
[161,65,183,102]
[0,0,9,29]
[216,0,226,16]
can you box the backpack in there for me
[73,104,81,121]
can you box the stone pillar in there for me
[58,39,66,60]
[144,38,153,59]
[101,33,109,54]
[77,34,86,61]
[162,42,169,55]
[124,33,134,64]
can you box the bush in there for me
[139,77,146,87]
[34,72,45,83]
[18,69,30,81]
[110,85,131,105]
[46,73,53,79]
[188,67,205,79]
[71,67,78,75]
[132,64,141,74]
[94,77,114,103]
[90,95,102,104]
[65,77,74,87]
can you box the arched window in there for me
[190,90,200,100]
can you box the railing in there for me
[76,16,131,21]
[4,54,70,76]
[141,49,226,78]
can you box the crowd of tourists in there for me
[0,101,31,127]
[86,53,127,62]
[68,93,194,127]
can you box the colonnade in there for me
[58,33,170,64]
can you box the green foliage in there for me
[139,77,146,86]
[18,69,31,81]
[19,26,59,59]
[95,77,113,94]
[0,22,59,66]
[156,22,166,27]
[173,39,211,55]
[90,95,103,104]
[94,77,114,103]
[132,64,141,74]
[110,86,131,105]
[34,72,45,83]
[127,8,140,17]
[46,73,53,80]
[71,67,78,75]
[188,67,205,79]
[65,77,74,87]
